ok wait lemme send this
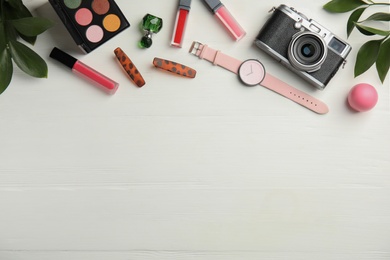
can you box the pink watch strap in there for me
[189,41,329,114]
[189,42,241,73]
[261,73,329,114]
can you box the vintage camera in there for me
[254,5,352,90]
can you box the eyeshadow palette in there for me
[49,0,130,53]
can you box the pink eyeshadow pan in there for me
[86,25,104,43]
[75,8,93,26]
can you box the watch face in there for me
[238,59,265,86]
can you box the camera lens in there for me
[301,44,315,58]
[296,37,323,63]
[288,32,327,72]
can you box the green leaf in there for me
[10,17,54,37]
[355,23,390,36]
[4,0,32,19]
[4,2,37,45]
[4,4,38,44]
[0,22,13,94]
[8,40,48,78]
[0,48,13,94]
[347,7,366,37]
[376,37,390,83]
[354,39,382,77]
[323,0,367,13]
[18,34,37,46]
[4,20,18,42]
[365,12,390,22]
[0,21,6,50]
[5,0,26,11]
[355,24,375,35]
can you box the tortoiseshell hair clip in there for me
[114,47,145,87]
[153,57,196,78]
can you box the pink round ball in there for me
[348,83,378,112]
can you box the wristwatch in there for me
[189,41,329,114]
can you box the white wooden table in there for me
[1,0,389,259]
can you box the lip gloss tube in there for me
[203,0,246,41]
[49,47,119,94]
[171,0,192,47]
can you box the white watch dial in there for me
[238,59,265,86]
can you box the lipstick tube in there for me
[203,0,246,41]
[50,47,119,94]
[171,0,192,47]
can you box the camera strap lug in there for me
[342,60,347,69]
[268,7,276,13]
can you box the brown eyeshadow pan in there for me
[92,0,110,15]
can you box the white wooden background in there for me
[1,0,389,259]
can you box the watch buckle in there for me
[189,41,202,56]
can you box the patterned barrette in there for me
[153,57,196,78]
[114,47,145,87]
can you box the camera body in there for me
[254,5,351,90]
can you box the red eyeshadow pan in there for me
[75,8,93,26]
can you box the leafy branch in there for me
[0,0,54,95]
[324,0,390,84]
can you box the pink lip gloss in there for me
[49,47,119,94]
[171,0,192,47]
[203,0,246,41]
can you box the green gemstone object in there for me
[139,13,163,48]
[142,14,163,33]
